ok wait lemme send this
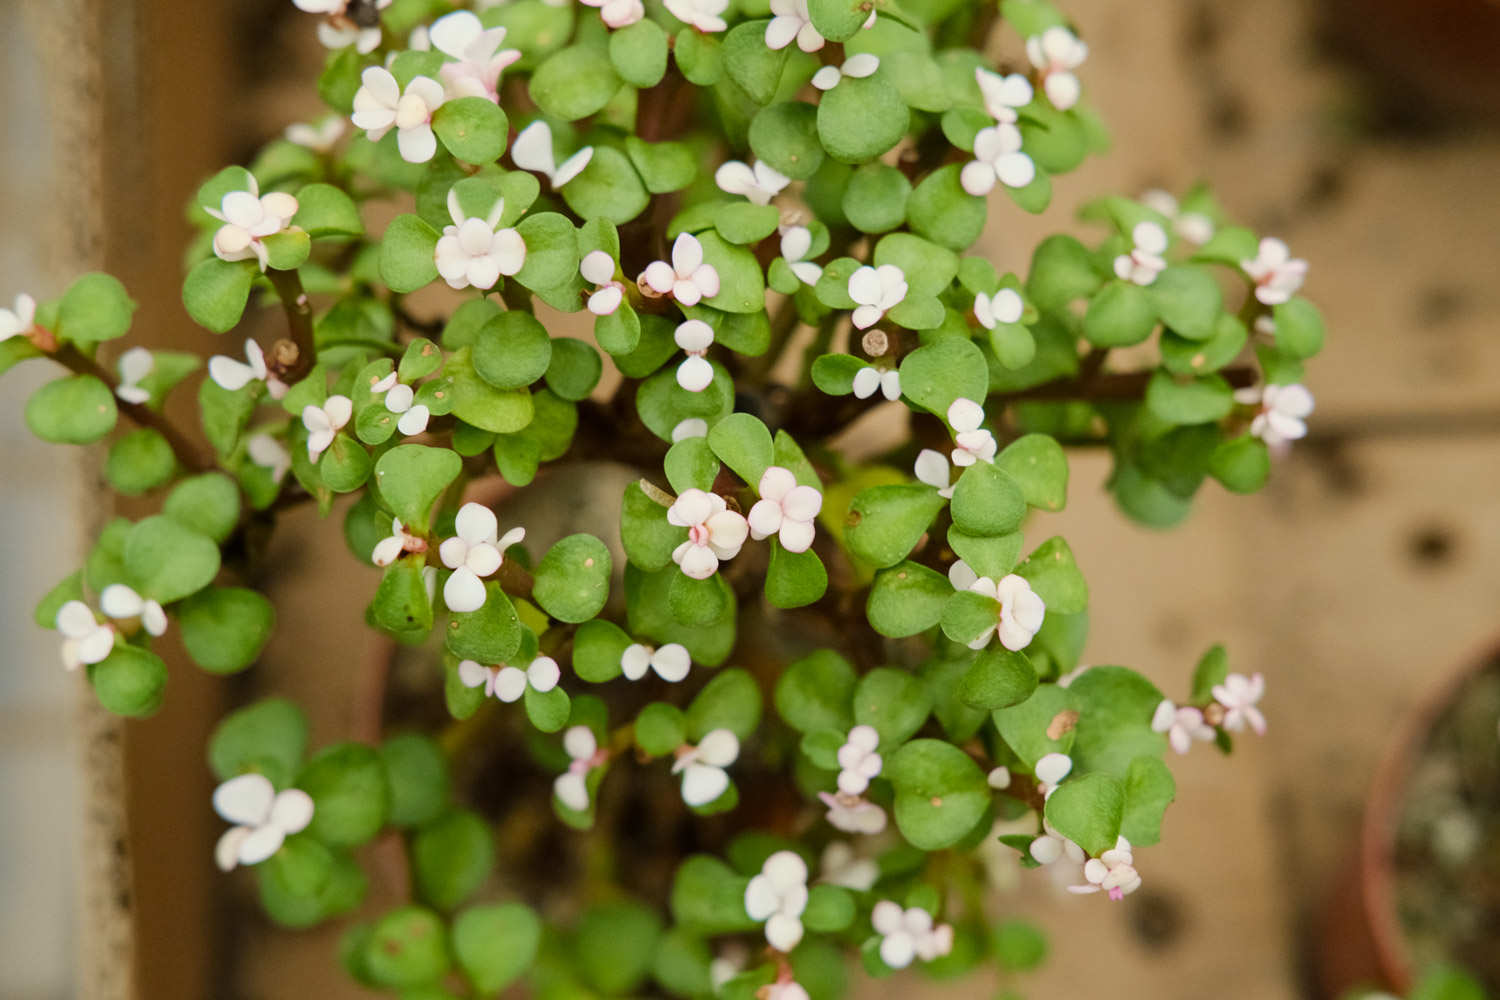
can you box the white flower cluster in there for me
[871,901,954,968]
[744,850,809,951]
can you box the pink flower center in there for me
[689,523,710,546]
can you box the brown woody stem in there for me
[265,268,317,386]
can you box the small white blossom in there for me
[673,728,739,806]
[709,950,745,992]
[302,395,353,462]
[1212,672,1267,735]
[848,264,907,330]
[213,773,315,871]
[0,293,36,342]
[744,850,809,952]
[371,372,432,436]
[209,339,289,400]
[371,516,426,567]
[1140,189,1214,245]
[294,0,393,54]
[100,584,167,637]
[247,433,292,482]
[975,68,1033,124]
[115,348,154,405]
[715,159,790,206]
[459,654,561,702]
[975,288,1024,330]
[56,601,115,671]
[439,502,525,613]
[811,53,879,91]
[1241,237,1308,305]
[580,250,624,315]
[1113,221,1169,286]
[960,124,1035,195]
[664,0,728,33]
[852,366,900,401]
[987,765,1012,789]
[819,841,878,891]
[766,981,811,1000]
[1034,752,1072,797]
[1025,26,1088,111]
[1151,699,1214,755]
[285,116,346,152]
[818,791,887,834]
[765,0,824,51]
[671,418,708,442]
[966,573,1046,651]
[948,558,978,591]
[1067,835,1141,900]
[835,724,882,795]
[747,466,822,553]
[581,0,645,28]
[667,489,749,579]
[641,233,720,306]
[1234,383,1314,446]
[1029,818,1085,866]
[779,225,823,286]
[429,11,520,102]
[914,449,956,499]
[871,901,953,968]
[554,725,603,811]
[510,120,594,189]
[435,189,525,291]
[674,319,716,392]
[947,398,996,466]
[621,641,692,682]
[351,66,446,164]
[204,174,299,272]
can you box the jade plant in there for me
[3,0,1326,995]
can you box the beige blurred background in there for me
[1,0,1498,998]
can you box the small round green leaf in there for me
[178,586,275,674]
[89,645,167,717]
[433,97,508,163]
[533,533,612,623]
[413,809,495,911]
[452,903,542,995]
[123,515,221,604]
[26,374,117,444]
[817,74,909,163]
[297,742,391,848]
[105,429,176,495]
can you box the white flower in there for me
[580,250,624,315]
[671,418,708,442]
[581,0,645,28]
[966,573,1046,651]
[766,982,811,1000]
[372,372,432,436]
[247,433,292,482]
[914,449,956,499]
[429,11,521,102]
[0,293,36,342]
[747,466,822,553]
[1113,221,1169,286]
[960,124,1035,195]
[848,264,906,330]
[947,398,996,466]
[204,174,299,272]
[371,516,426,567]
[554,725,602,811]
[641,233,720,306]
[975,68,1033,124]
[1234,383,1314,446]
[667,489,749,579]
[818,791,887,834]
[213,773,315,871]
[459,654,561,702]
[835,724,881,795]
[302,395,353,462]
[294,0,393,54]
[811,53,879,91]
[1025,27,1088,111]
[115,348,154,405]
[852,366,901,401]
[209,339,289,400]
[1029,818,1085,866]
[1151,699,1214,755]
[99,584,167,637]
[439,502,525,613]
[715,159,790,206]
[621,641,692,682]
[744,850,809,952]
[1140,189,1214,245]
[664,0,728,33]
[871,901,953,968]
[1241,237,1307,306]
[1034,752,1072,797]
[1212,672,1267,735]
[510,120,594,189]
[1067,836,1142,900]
[56,601,115,671]
[975,289,1024,330]
[434,189,525,291]
[819,841,878,891]
[948,558,978,591]
[779,226,823,286]
[674,319,716,392]
[673,728,739,806]
[988,766,1012,789]
[351,67,446,164]
[285,116,346,152]
[765,0,824,51]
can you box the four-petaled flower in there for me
[779,226,823,286]
[975,288,1024,330]
[458,654,561,702]
[747,466,822,553]
[744,850,809,952]
[439,502,525,613]
[975,68,1033,124]
[1113,221,1169,286]
[302,395,353,462]
[848,264,907,330]
[285,116,346,152]
[818,790,887,834]
[819,841,878,891]
[435,189,526,291]
[212,773,314,871]
[1140,189,1214,245]
[1025,26,1088,111]
[621,641,692,682]
[1212,672,1267,735]
[664,0,729,33]
[100,584,167,637]
[766,0,824,51]
[715,159,790,206]
[371,372,432,436]
[1034,752,1072,797]
[581,0,645,28]
[835,724,882,795]
[580,250,624,315]
[511,121,594,189]
[965,573,1046,651]
[871,901,954,969]
[914,449,956,499]
[370,516,426,567]
[351,67,446,164]
[1241,237,1307,306]
[56,601,114,671]
[429,11,520,102]
[641,233,720,306]
[811,53,880,91]
[204,174,299,272]
[1029,818,1086,866]
[960,124,1035,195]
[673,728,739,806]
[1067,836,1142,900]
[674,319,716,392]
[852,366,901,401]
[1234,383,1314,446]
[0,293,36,343]
[209,339,289,400]
[1151,698,1214,754]
[667,489,749,579]
[554,725,605,811]
[947,398,997,466]
[115,347,154,404]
